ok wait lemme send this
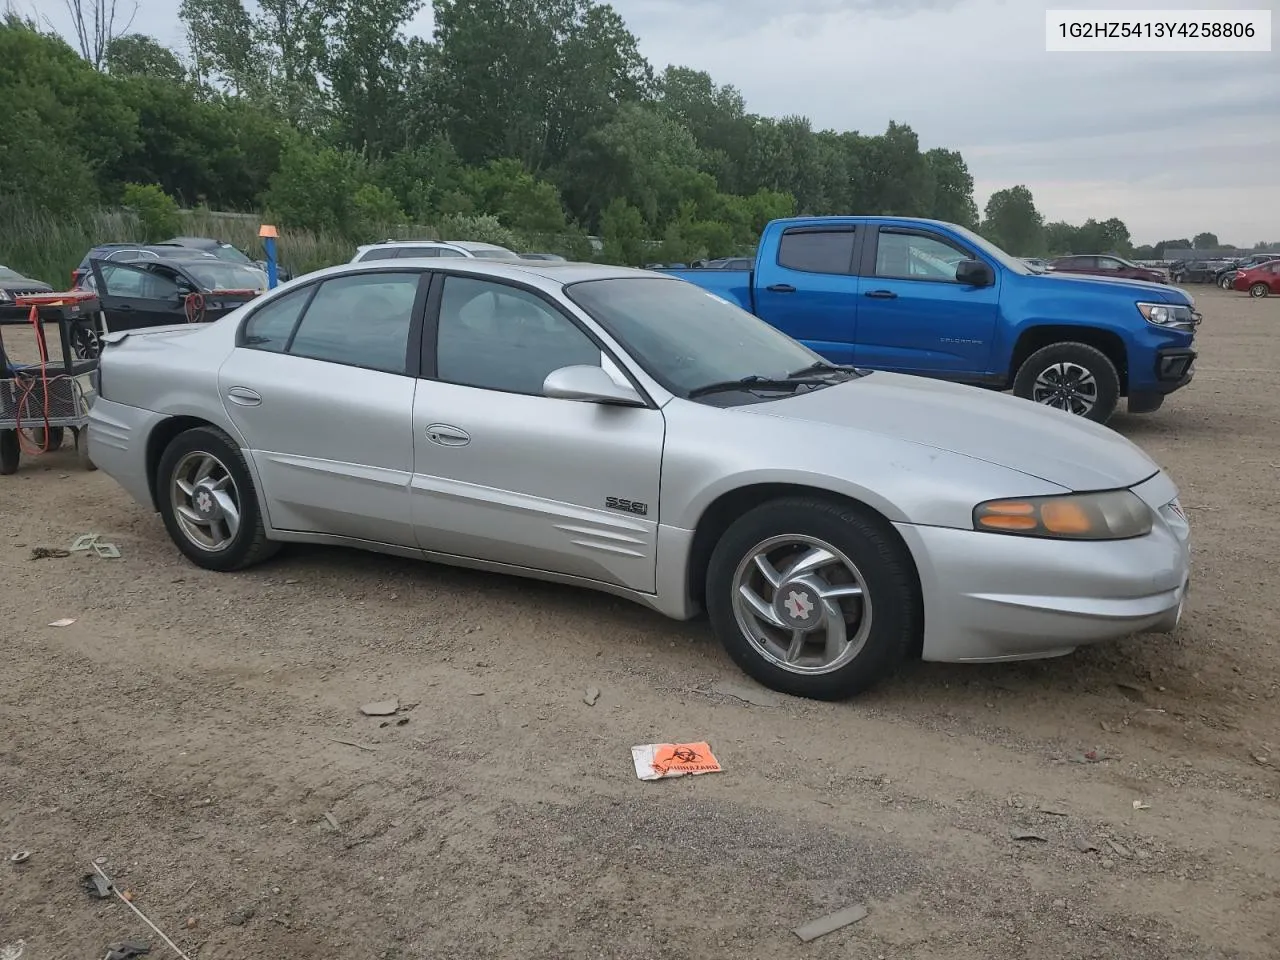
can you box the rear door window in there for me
[286,272,422,374]
[777,229,857,275]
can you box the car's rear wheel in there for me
[706,497,921,700]
[1250,283,1270,299]
[1012,341,1120,423]
[156,425,278,571]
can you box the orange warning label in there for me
[631,742,723,780]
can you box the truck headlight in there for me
[1137,302,1196,330]
[974,490,1153,541]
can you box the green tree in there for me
[431,0,649,175]
[465,158,568,233]
[600,197,647,265]
[1044,221,1079,255]
[106,34,187,81]
[351,183,406,233]
[923,148,978,229]
[1153,238,1192,258]
[1193,232,1219,249]
[179,0,263,95]
[580,102,704,229]
[263,141,368,232]
[981,185,1045,255]
[327,0,423,155]
[122,183,181,240]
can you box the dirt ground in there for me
[1,286,1277,960]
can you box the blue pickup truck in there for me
[666,217,1199,422]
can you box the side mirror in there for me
[956,259,994,287]
[543,365,644,406]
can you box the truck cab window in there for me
[777,229,857,275]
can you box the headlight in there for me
[0,288,12,303]
[973,490,1153,541]
[1137,302,1196,330]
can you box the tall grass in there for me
[0,203,603,287]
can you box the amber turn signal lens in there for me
[1040,500,1093,534]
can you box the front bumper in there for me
[894,472,1191,663]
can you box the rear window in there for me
[777,229,856,275]
[358,248,400,262]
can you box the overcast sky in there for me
[27,0,1280,245]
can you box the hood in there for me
[1040,271,1187,302]
[739,373,1159,491]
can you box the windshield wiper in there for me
[786,360,858,378]
[687,374,832,399]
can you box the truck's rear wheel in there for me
[1013,342,1120,423]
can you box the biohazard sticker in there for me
[631,741,723,781]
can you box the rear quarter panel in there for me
[99,318,243,438]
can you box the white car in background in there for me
[351,240,524,263]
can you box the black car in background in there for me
[163,236,294,282]
[65,256,267,358]
[0,265,53,308]
[71,243,224,289]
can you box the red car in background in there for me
[1047,255,1167,284]
[1233,260,1280,298]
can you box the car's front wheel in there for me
[706,497,921,700]
[1012,341,1120,422]
[1219,274,1234,290]
[156,425,279,571]
[1250,283,1270,299]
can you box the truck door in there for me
[853,225,999,378]
[751,223,861,365]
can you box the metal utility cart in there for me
[0,292,100,475]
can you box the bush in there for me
[437,213,522,250]
[121,183,180,241]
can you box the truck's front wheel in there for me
[1012,342,1120,423]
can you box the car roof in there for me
[299,258,659,289]
[167,236,230,248]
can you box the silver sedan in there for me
[87,260,1191,700]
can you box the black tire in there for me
[74,427,97,471]
[69,320,99,360]
[0,430,18,475]
[1219,274,1233,290]
[25,426,64,450]
[155,425,279,572]
[1012,341,1120,423]
[705,496,921,701]
[1250,283,1270,299]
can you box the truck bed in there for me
[659,268,755,313]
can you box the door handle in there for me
[766,283,797,293]
[865,290,898,299]
[425,423,471,447]
[226,386,262,406]
[116,304,134,310]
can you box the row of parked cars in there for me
[1017,252,1280,298]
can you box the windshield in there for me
[468,247,524,260]
[945,223,1034,276]
[566,277,829,400]
[211,243,254,264]
[184,261,268,291]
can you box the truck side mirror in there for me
[956,259,994,287]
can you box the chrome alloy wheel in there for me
[1031,362,1098,416]
[731,534,873,675]
[170,451,242,552]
